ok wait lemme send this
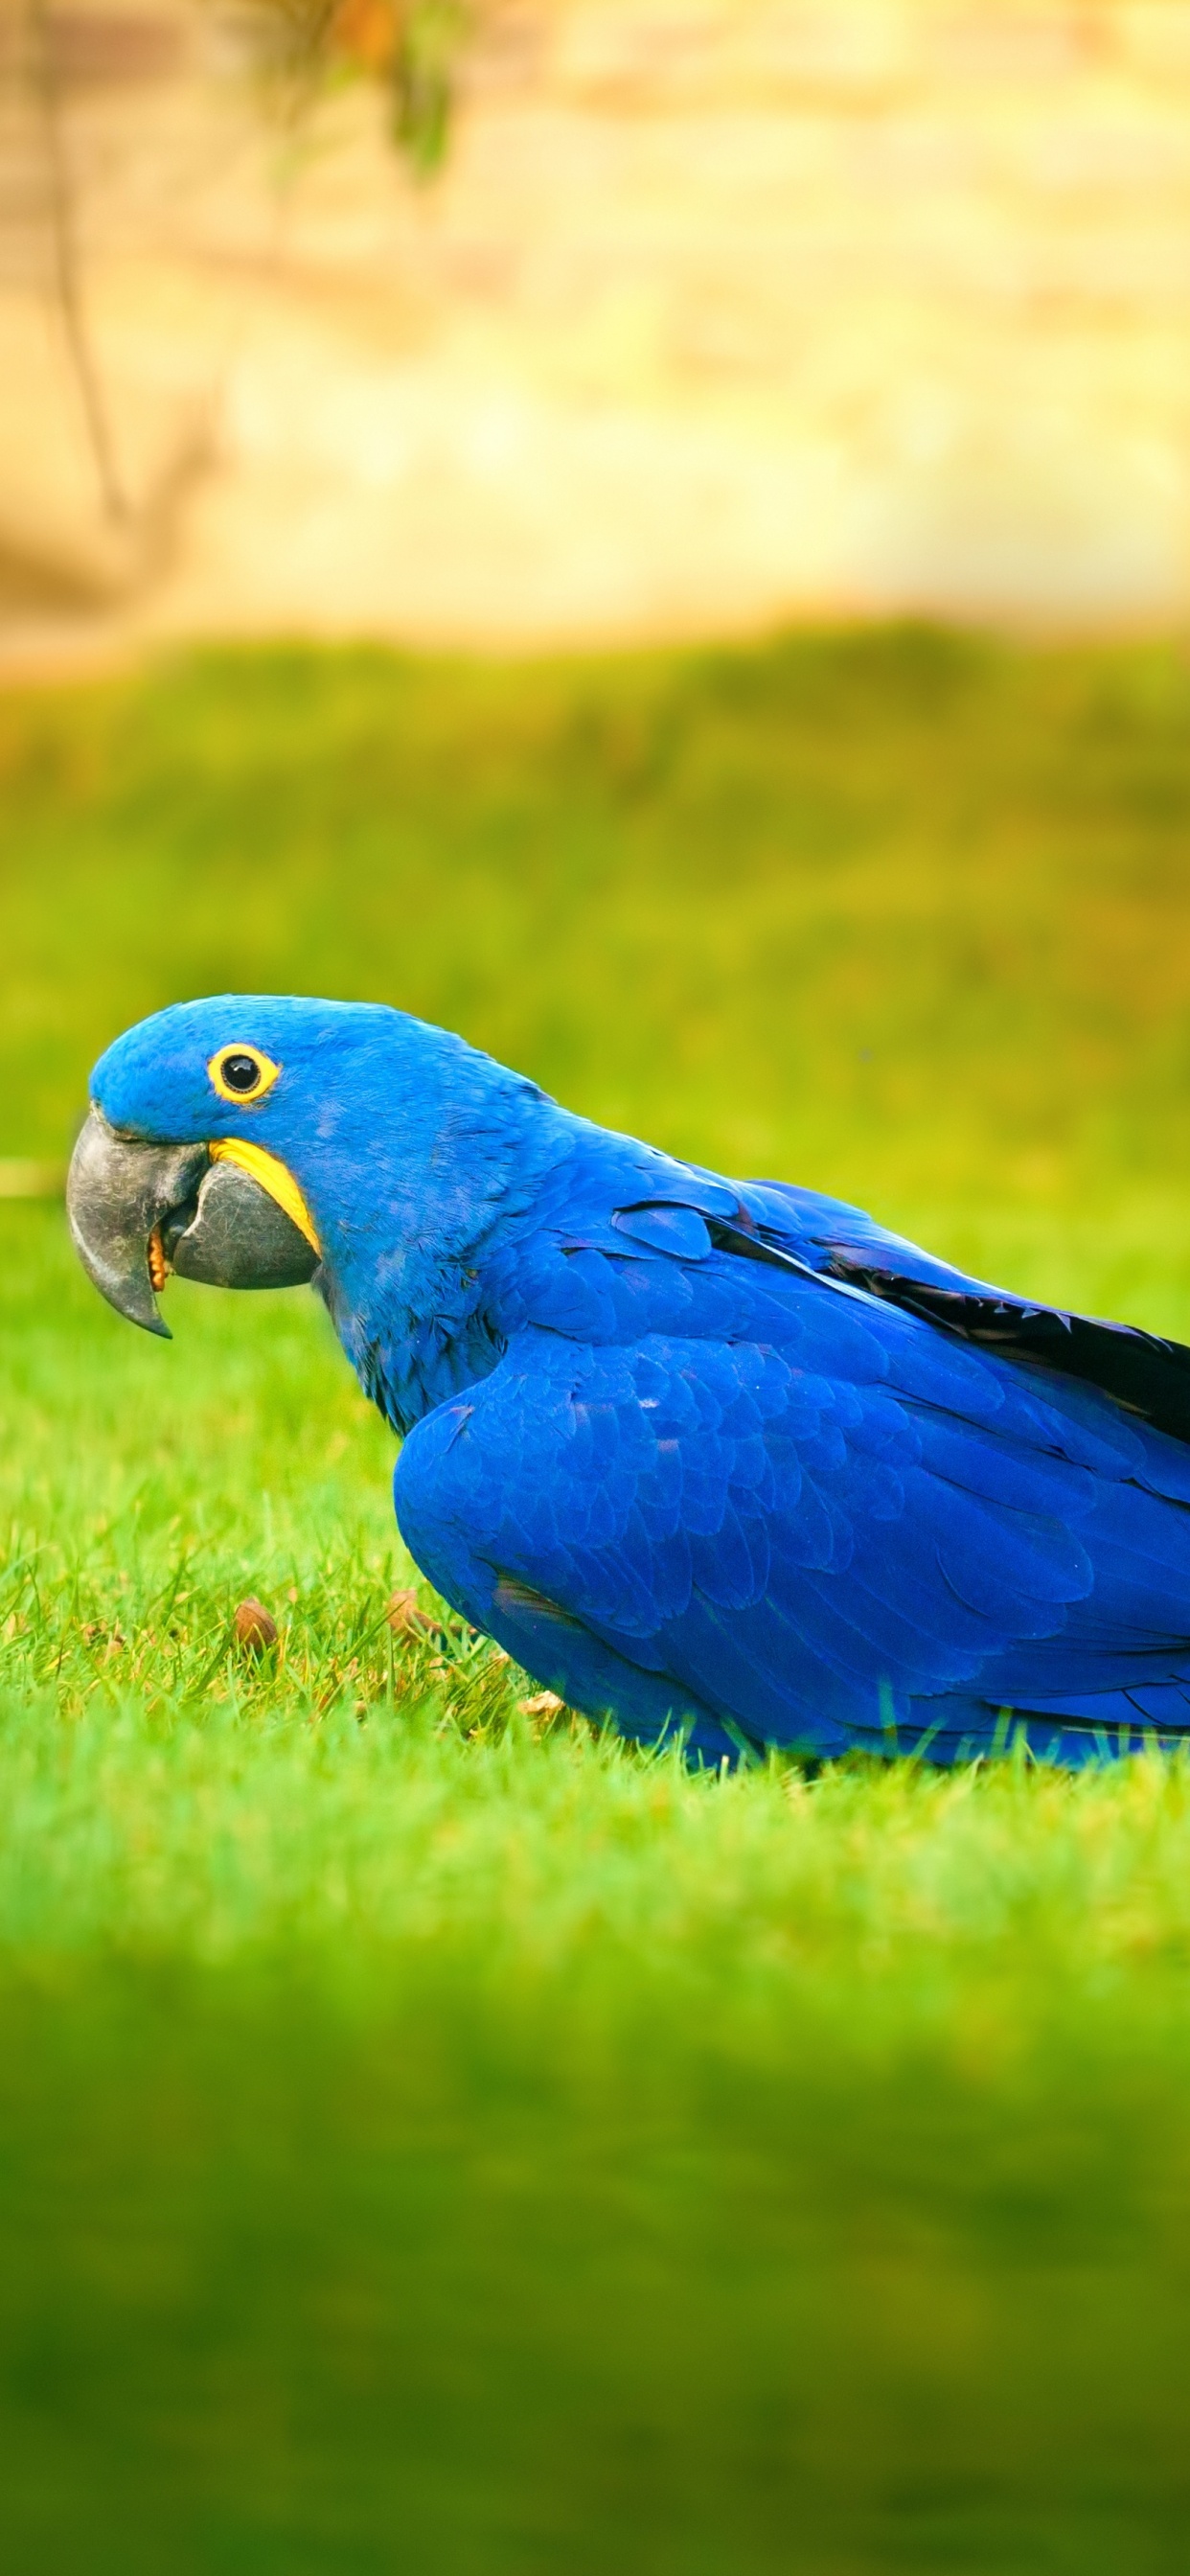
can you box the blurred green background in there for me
[9,629,1190,1311]
[4,630,1190,2571]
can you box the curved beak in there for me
[67,1108,319,1338]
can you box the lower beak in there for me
[67,1108,319,1338]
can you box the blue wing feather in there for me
[394,1157,1190,1763]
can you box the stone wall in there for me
[5,0,1190,646]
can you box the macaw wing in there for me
[725,1175,1190,1451]
[528,1145,1190,1455]
[395,1281,1190,1764]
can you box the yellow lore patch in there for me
[208,1138,321,1255]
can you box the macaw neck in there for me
[308,1070,584,1434]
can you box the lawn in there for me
[2,629,1190,2569]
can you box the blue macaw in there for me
[68,995,1190,1765]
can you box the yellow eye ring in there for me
[207,1044,281,1107]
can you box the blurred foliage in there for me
[5,625,1190,1317]
[224,0,472,172]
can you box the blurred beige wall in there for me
[5,0,1190,651]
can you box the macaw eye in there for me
[208,1044,280,1105]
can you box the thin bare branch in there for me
[25,0,128,523]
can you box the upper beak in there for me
[67,1108,319,1338]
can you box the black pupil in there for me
[223,1053,260,1094]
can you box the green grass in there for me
[4,630,1190,2568]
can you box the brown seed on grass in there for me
[81,1622,126,1656]
[234,1598,278,1655]
[519,1690,564,1717]
[388,1588,438,1639]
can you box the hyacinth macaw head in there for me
[67,993,547,1342]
